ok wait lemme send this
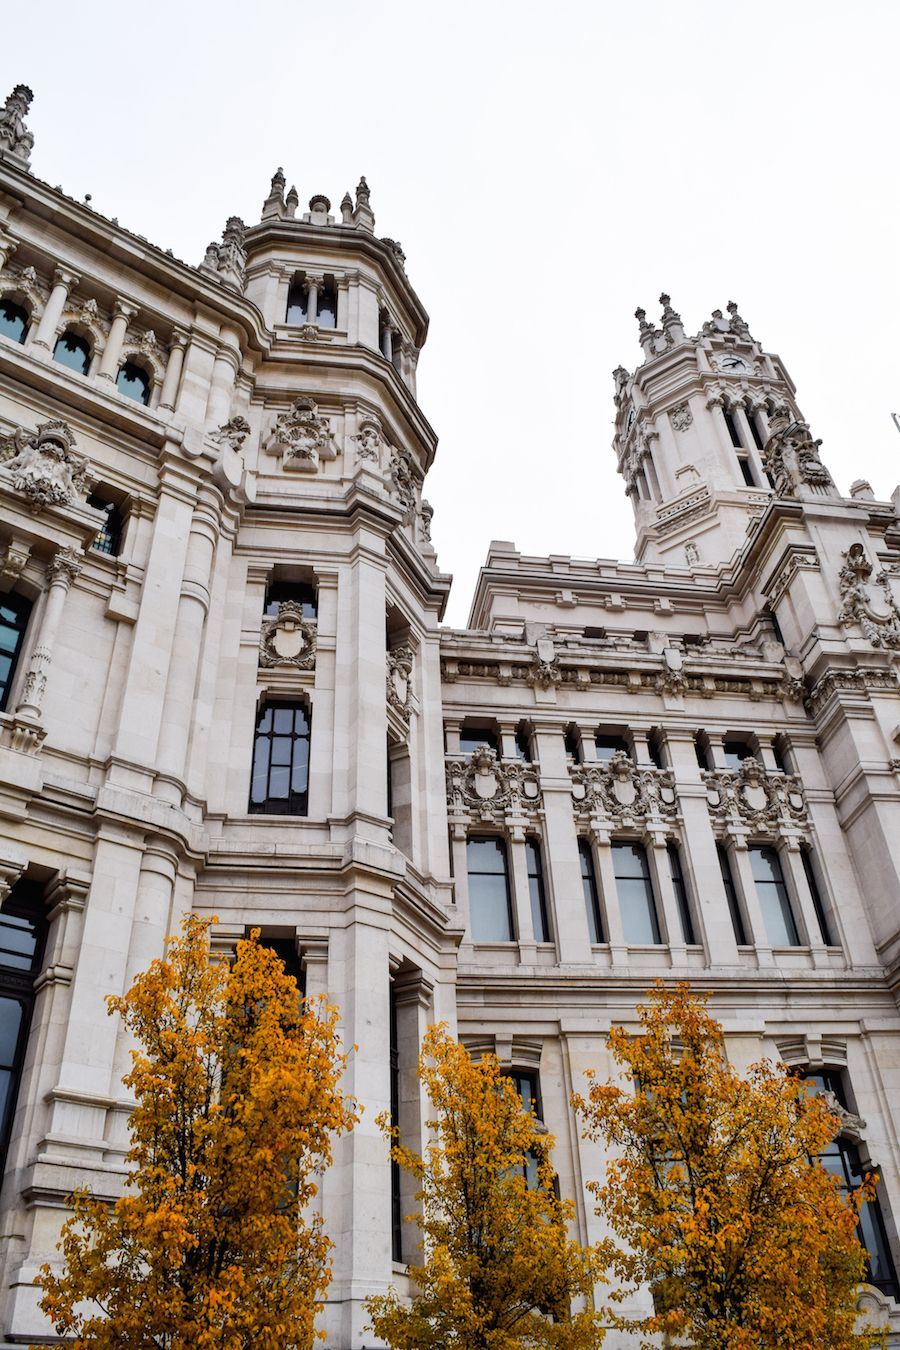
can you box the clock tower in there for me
[612,296,815,566]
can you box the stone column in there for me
[31,266,79,352]
[392,965,433,1262]
[97,299,138,383]
[15,549,81,720]
[780,837,829,965]
[508,825,535,958]
[204,329,241,426]
[305,273,321,326]
[0,227,17,270]
[159,330,188,410]
[300,937,329,1002]
[380,321,393,363]
[336,274,350,332]
[725,829,774,966]
[154,489,220,799]
[645,826,685,961]
[590,822,628,964]
[534,725,594,964]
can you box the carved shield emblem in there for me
[391,668,409,705]
[474,768,499,800]
[742,784,767,814]
[272,619,306,661]
[612,778,637,807]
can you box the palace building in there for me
[0,82,899,1346]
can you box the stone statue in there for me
[763,413,835,497]
[0,85,34,166]
[265,397,336,473]
[2,419,91,511]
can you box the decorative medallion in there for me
[259,601,317,669]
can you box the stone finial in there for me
[199,216,247,292]
[261,167,286,221]
[612,365,629,406]
[727,299,752,339]
[0,84,35,168]
[340,191,353,225]
[635,306,659,357]
[659,292,685,344]
[354,175,375,232]
[285,184,299,218]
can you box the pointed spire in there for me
[261,166,286,221]
[635,306,659,357]
[727,299,751,340]
[340,191,353,225]
[659,292,685,344]
[285,184,299,218]
[353,176,374,232]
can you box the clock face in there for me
[715,353,752,375]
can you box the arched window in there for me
[86,492,126,557]
[285,277,307,325]
[52,330,91,375]
[116,360,151,406]
[0,881,47,1175]
[249,701,311,816]
[466,836,513,942]
[0,592,31,711]
[0,298,29,344]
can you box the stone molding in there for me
[386,642,414,731]
[263,397,338,473]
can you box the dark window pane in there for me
[263,581,317,620]
[459,727,499,755]
[526,839,550,942]
[0,886,46,1177]
[248,701,311,816]
[579,840,603,943]
[116,361,151,405]
[738,454,756,486]
[0,998,23,1064]
[285,281,307,324]
[0,593,30,712]
[668,843,695,944]
[802,848,833,946]
[748,413,765,450]
[86,494,125,557]
[467,837,512,941]
[595,734,629,761]
[750,845,800,946]
[717,844,747,945]
[0,299,28,344]
[723,409,743,447]
[52,331,91,375]
[515,727,532,762]
[724,739,751,770]
[318,284,337,329]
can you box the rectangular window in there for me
[748,413,765,450]
[564,725,582,763]
[579,839,604,944]
[717,844,747,945]
[737,454,756,487]
[750,845,801,946]
[723,738,752,771]
[459,726,499,755]
[249,702,311,815]
[801,848,834,946]
[612,842,661,945]
[667,842,696,944]
[467,837,514,942]
[723,408,743,448]
[515,725,532,762]
[525,839,550,943]
[505,1070,542,1190]
[595,733,630,761]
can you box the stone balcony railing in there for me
[445,748,542,824]
[569,750,678,826]
[701,756,807,831]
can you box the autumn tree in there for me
[573,983,885,1350]
[36,914,358,1350]
[367,1023,605,1349]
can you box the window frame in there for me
[579,838,604,944]
[612,839,662,945]
[525,837,551,943]
[749,843,801,947]
[466,835,515,943]
[115,359,152,406]
[0,592,31,713]
[248,699,312,817]
[0,297,29,345]
[667,841,696,945]
[0,883,47,1178]
[52,329,92,375]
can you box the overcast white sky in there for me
[5,1,900,624]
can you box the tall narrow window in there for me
[723,738,752,770]
[0,298,28,344]
[749,845,800,946]
[248,701,311,815]
[564,725,582,763]
[748,412,765,450]
[805,1071,899,1299]
[612,842,661,944]
[505,1070,542,1189]
[285,277,307,325]
[87,493,125,557]
[317,279,337,329]
[0,593,31,712]
[525,839,550,942]
[717,843,747,945]
[0,882,46,1175]
[579,839,604,943]
[389,981,402,1262]
[52,330,91,375]
[667,842,696,944]
[467,837,513,942]
[737,453,757,487]
[801,847,834,946]
[723,408,743,448]
[253,933,305,996]
[116,361,151,406]
[514,724,533,763]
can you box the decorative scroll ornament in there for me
[1,420,91,511]
[837,543,900,649]
[264,397,337,473]
[763,413,835,497]
[200,216,247,292]
[258,602,317,669]
[386,642,414,727]
[388,445,420,521]
[671,400,693,432]
[0,84,34,166]
[703,756,806,830]
[211,416,251,452]
[446,747,542,822]
[570,751,677,823]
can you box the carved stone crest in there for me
[837,543,900,649]
[388,445,420,520]
[570,752,677,823]
[259,602,317,669]
[446,747,542,822]
[0,84,34,166]
[264,397,337,473]
[703,756,807,830]
[671,401,693,432]
[354,418,383,463]
[1,419,91,511]
[387,642,414,726]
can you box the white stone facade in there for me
[0,85,899,1346]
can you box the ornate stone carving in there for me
[763,413,835,497]
[259,602,317,670]
[684,540,700,565]
[211,416,251,452]
[0,85,34,166]
[388,445,420,521]
[446,748,542,822]
[0,714,46,754]
[387,643,414,727]
[570,752,677,823]
[48,548,83,586]
[837,543,900,648]
[200,216,247,292]
[805,666,899,716]
[821,1090,866,1145]
[1,420,91,511]
[419,498,434,542]
[354,418,383,462]
[703,756,806,830]
[671,401,693,432]
[264,397,337,473]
